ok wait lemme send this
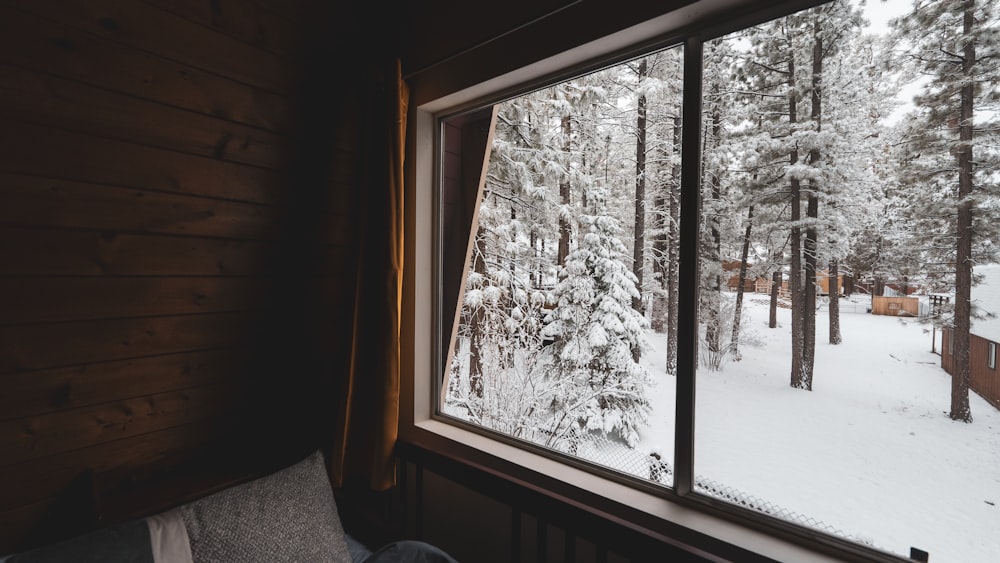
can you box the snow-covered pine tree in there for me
[891,0,1000,422]
[540,207,651,448]
[726,1,864,388]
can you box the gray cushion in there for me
[179,450,351,562]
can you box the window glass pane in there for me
[694,1,1000,561]
[439,46,683,486]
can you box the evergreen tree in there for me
[891,0,1000,422]
[541,209,651,448]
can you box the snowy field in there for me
[638,294,1000,562]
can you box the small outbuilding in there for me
[941,264,1000,410]
[871,296,920,317]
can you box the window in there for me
[990,342,997,370]
[409,1,1000,561]
[439,46,683,487]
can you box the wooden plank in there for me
[0,417,244,512]
[6,0,292,95]
[0,381,248,465]
[0,348,254,421]
[0,227,281,276]
[249,0,310,27]
[0,119,287,205]
[0,7,290,132]
[0,174,284,240]
[0,277,271,324]
[0,64,288,169]
[970,335,1000,409]
[0,174,353,245]
[140,0,300,57]
[0,312,260,373]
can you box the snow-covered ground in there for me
[638,294,1000,562]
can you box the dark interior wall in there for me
[0,0,379,552]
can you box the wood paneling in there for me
[0,174,352,245]
[0,382,247,465]
[0,0,365,551]
[970,334,1000,410]
[1,174,283,240]
[0,119,287,205]
[140,0,300,57]
[0,417,246,510]
[8,0,292,94]
[0,277,271,324]
[938,329,999,410]
[398,445,722,563]
[0,227,279,276]
[0,348,254,421]
[0,64,288,169]
[0,313,261,373]
[0,7,291,132]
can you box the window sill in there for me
[399,419,859,563]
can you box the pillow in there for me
[178,450,351,563]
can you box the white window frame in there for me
[400,1,915,561]
[989,341,997,370]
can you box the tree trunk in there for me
[704,85,724,358]
[558,115,572,266]
[799,25,822,391]
[651,132,670,333]
[469,226,487,399]
[951,3,975,422]
[666,115,681,376]
[829,259,842,344]
[530,230,538,289]
[803,194,818,390]
[633,59,648,319]
[769,270,781,329]
[731,206,754,360]
[789,54,805,389]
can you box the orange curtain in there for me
[331,59,409,491]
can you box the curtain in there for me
[331,59,409,491]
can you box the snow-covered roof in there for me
[971,264,1000,343]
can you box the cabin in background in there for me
[942,265,1000,411]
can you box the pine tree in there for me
[892,0,1000,422]
[541,209,651,448]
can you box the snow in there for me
[638,294,1000,563]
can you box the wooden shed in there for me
[941,327,1000,411]
[941,265,1000,410]
[816,269,847,296]
[871,296,920,316]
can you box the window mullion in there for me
[673,35,703,497]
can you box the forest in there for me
[441,0,1000,458]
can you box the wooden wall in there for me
[871,296,919,317]
[969,335,1000,410]
[941,328,1000,410]
[0,0,382,552]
